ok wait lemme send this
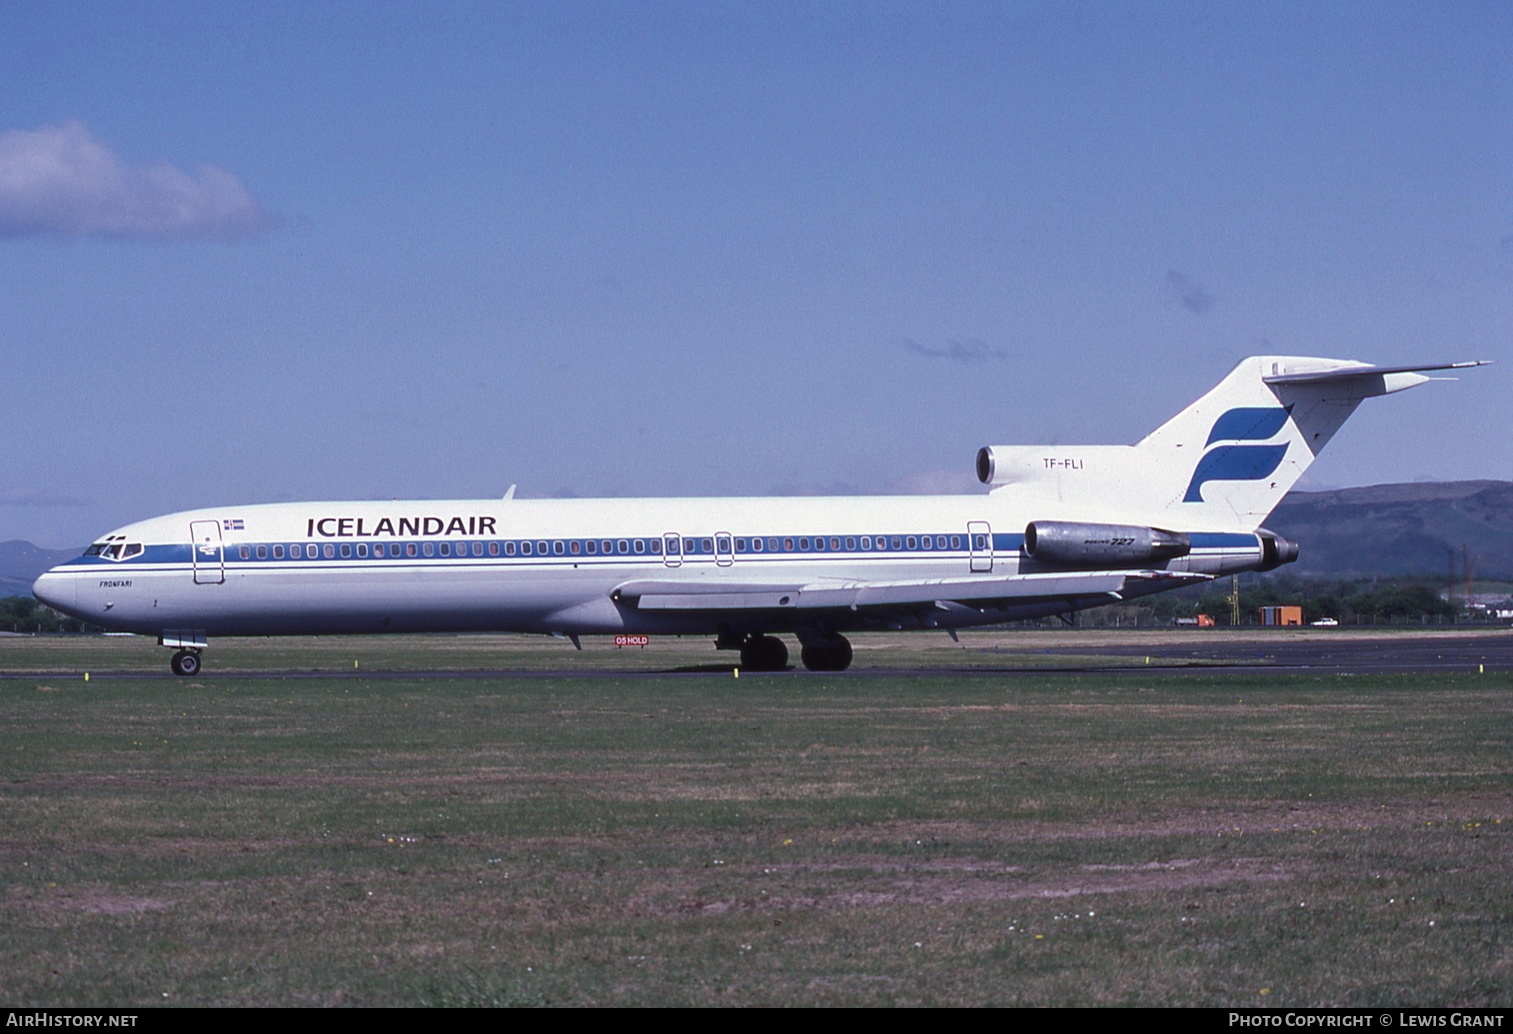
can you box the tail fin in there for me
[978,356,1486,531]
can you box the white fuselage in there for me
[33,492,1267,642]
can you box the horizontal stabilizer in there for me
[1263,360,1491,385]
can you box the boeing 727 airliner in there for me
[32,356,1486,675]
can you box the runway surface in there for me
[1021,631,1513,674]
[5,631,1510,679]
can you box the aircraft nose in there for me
[32,569,76,614]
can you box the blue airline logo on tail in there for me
[1183,406,1292,502]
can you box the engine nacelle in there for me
[1256,528,1300,571]
[1023,521,1191,568]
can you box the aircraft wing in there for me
[613,570,1211,612]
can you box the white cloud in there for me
[0,121,276,241]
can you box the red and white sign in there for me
[614,634,650,648]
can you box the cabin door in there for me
[190,520,225,584]
[968,521,993,573]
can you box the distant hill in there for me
[1265,480,1513,580]
[0,481,1508,594]
[0,541,82,596]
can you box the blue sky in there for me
[2,1,1509,547]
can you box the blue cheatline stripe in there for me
[58,528,1260,570]
[1188,532,1260,548]
[1204,406,1292,447]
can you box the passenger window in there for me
[603,540,614,554]
[439,542,451,557]
[538,541,549,555]
[256,545,268,559]
[649,539,661,554]
[489,542,499,556]
[357,543,368,557]
[633,539,645,554]
[423,543,434,557]
[586,540,597,554]
[273,545,285,559]
[340,543,352,558]
[717,536,731,553]
[521,541,533,556]
[618,540,630,554]
[406,543,417,557]
[735,538,746,552]
[239,546,250,560]
[845,537,855,550]
[783,538,794,551]
[951,535,961,549]
[505,541,516,556]
[569,541,580,554]
[752,538,763,552]
[891,537,902,549]
[324,543,336,558]
[553,541,565,555]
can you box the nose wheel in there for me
[170,649,202,677]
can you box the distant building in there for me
[1258,605,1303,627]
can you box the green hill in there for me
[1265,480,1513,579]
[0,540,83,596]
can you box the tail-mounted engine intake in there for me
[1256,528,1299,571]
[1024,521,1191,568]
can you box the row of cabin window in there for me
[234,533,975,562]
[238,539,667,560]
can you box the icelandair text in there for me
[307,516,497,538]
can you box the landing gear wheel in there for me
[739,635,789,672]
[170,650,201,677]
[800,636,853,672]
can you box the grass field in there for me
[2,632,1510,1006]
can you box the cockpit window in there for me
[87,539,143,561]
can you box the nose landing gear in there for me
[169,649,202,677]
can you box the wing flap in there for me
[615,570,1211,612]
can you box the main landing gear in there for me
[739,635,789,672]
[728,633,855,672]
[799,636,853,672]
[169,649,202,677]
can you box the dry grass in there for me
[0,633,1510,1005]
